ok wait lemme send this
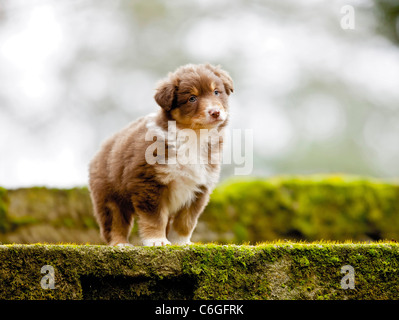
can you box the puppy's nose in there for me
[208,109,220,119]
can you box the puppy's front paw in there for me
[175,240,193,245]
[167,228,193,245]
[116,243,134,247]
[142,238,171,246]
[169,238,193,245]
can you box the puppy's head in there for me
[154,63,233,129]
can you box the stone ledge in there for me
[0,243,398,300]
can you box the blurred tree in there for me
[375,0,399,45]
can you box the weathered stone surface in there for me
[1,243,398,300]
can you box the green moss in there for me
[0,187,100,244]
[0,188,10,233]
[1,243,399,300]
[202,174,399,243]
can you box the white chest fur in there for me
[147,117,222,215]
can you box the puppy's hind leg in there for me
[105,201,135,246]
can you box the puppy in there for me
[89,63,233,246]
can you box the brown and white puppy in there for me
[88,63,233,246]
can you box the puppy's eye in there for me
[189,96,197,103]
[214,90,220,96]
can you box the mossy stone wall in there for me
[1,243,399,300]
[0,187,101,244]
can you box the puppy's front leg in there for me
[136,207,171,246]
[167,189,210,245]
[167,211,194,245]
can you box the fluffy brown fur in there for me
[89,63,233,246]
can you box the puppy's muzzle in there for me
[208,108,220,119]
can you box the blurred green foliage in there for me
[1,175,399,244]
[375,0,399,44]
[203,175,399,243]
[0,188,9,233]
[0,187,100,244]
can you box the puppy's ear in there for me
[205,64,234,95]
[154,75,178,111]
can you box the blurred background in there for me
[1,0,399,189]
[1,0,399,244]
